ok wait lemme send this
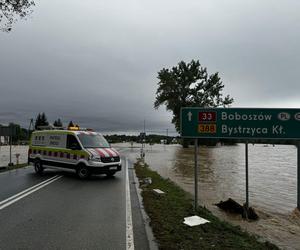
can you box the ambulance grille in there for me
[101,156,120,163]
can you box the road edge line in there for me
[126,158,135,250]
[131,161,158,250]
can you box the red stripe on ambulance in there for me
[102,148,114,157]
[107,148,117,157]
[94,148,106,157]
[110,148,119,156]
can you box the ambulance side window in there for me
[67,135,81,150]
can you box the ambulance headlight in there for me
[89,155,101,162]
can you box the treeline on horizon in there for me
[1,110,297,146]
[104,134,180,144]
[0,112,64,144]
[0,111,182,145]
[0,123,296,146]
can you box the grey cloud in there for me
[1,0,300,132]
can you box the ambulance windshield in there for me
[77,134,110,148]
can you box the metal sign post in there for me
[9,126,14,166]
[194,139,198,211]
[245,141,249,217]
[9,134,12,166]
[297,142,300,210]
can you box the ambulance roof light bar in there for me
[35,124,93,132]
[68,124,80,131]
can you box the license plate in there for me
[110,166,118,170]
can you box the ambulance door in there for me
[66,134,82,165]
[48,133,67,165]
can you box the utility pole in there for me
[28,118,34,140]
[166,128,169,145]
[144,119,146,148]
[142,119,146,149]
[140,120,146,161]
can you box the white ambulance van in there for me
[28,129,121,179]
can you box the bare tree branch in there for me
[0,0,35,32]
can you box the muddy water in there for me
[133,143,300,250]
[146,144,297,214]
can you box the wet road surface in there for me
[0,151,151,250]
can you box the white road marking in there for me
[126,158,135,250]
[0,175,62,210]
[0,175,60,206]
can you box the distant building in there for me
[0,136,9,145]
[160,139,167,144]
[171,138,178,144]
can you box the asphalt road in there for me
[0,149,150,250]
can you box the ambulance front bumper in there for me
[89,164,122,174]
[87,159,122,167]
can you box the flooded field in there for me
[0,145,28,167]
[145,143,298,214]
[121,143,300,250]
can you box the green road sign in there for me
[0,125,17,137]
[181,107,300,140]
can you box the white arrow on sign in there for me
[187,112,192,122]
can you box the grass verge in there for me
[0,163,28,173]
[135,160,278,250]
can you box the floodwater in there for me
[122,143,300,250]
[146,143,298,214]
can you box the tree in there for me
[0,0,35,32]
[34,113,41,130]
[53,118,63,127]
[154,60,234,133]
[68,121,74,128]
[35,112,49,129]
[40,112,49,126]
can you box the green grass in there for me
[0,163,28,173]
[135,160,278,250]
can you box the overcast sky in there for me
[0,0,300,134]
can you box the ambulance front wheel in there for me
[34,159,44,175]
[77,164,90,179]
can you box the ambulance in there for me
[28,129,122,179]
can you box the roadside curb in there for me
[0,164,29,174]
[132,163,159,250]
